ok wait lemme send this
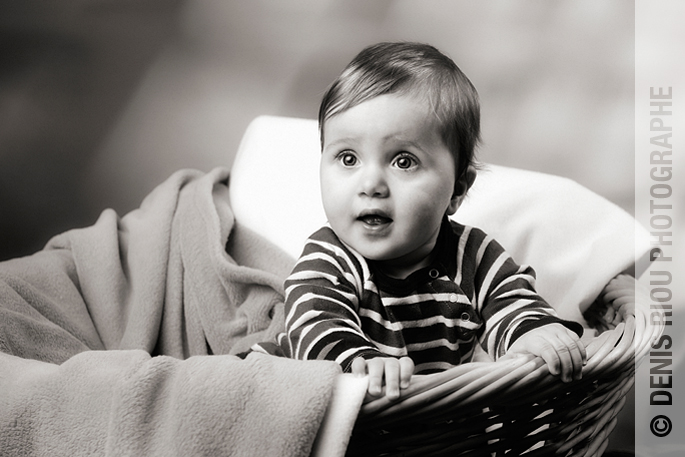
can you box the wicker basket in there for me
[227,115,657,456]
[347,274,662,457]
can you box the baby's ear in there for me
[446,166,477,215]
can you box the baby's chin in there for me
[342,241,394,262]
[346,244,391,261]
[332,225,432,265]
[346,241,423,266]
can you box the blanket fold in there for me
[0,350,340,457]
[0,168,349,457]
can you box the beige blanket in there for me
[0,168,345,457]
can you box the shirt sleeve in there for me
[281,228,384,371]
[469,229,583,359]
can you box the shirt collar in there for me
[369,216,459,294]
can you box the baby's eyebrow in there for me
[324,137,357,149]
[385,136,429,154]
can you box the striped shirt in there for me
[272,218,582,374]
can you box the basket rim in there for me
[357,274,663,424]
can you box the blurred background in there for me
[0,0,637,452]
[1,0,635,261]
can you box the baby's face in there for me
[320,93,458,277]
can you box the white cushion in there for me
[229,115,650,323]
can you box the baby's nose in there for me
[359,167,389,198]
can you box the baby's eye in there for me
[338,152,358,167]
[394,154,417,170]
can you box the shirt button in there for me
[461,312,471,321]
[428,269,440,279]
[449,294,458,303]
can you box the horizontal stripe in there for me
[381,292,471,307]
[359,307,481,333]
[279,223,567,371]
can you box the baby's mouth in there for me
[357,211,392,226]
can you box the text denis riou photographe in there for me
[646,86,674,438]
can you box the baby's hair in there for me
[318,41,481,187]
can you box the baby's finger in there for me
[556,330,585,381]
[384,359,401,399]
[538,341,562,377]
[553,343,575,382]
[366,359,385,397]
[351,357,367,376]
[550,333,584,383]
[399,357,414,389]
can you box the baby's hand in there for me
[505,324,586,382]
[351,356,414,399]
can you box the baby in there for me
[267,42,585,399]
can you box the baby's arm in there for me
[284,229,413,398]
[351,356,414,399]
[505,323,586,382]
[470,231,585,381]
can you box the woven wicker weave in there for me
[347,274,662,457]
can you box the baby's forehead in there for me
[325,95,443,141]
[342,90,438,119]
